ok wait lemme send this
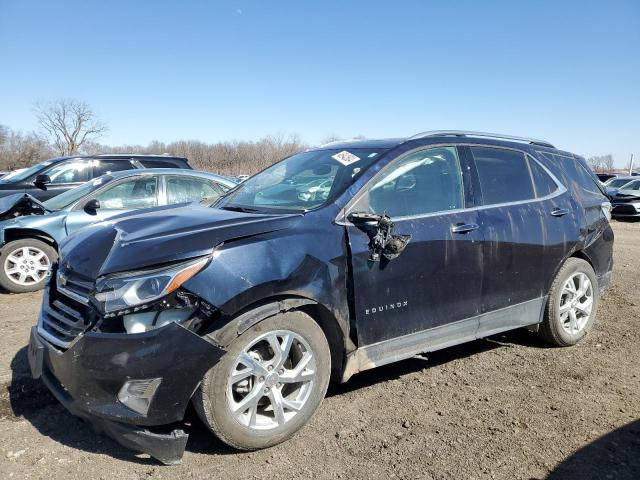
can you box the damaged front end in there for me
[28,259,225,465]
[0,193,49,221]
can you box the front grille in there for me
[38,266,95,350]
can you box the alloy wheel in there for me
[558,272,593,335]
[227,330,316,430]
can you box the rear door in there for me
[465,146,574,335]
[346,145,484,345]
[64,175,159,235]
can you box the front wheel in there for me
[193,310,331,450]
[0,239,57,293]
[538,257,599,346]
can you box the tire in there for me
[538,257,599,347]
[193,310,331,450]
[0,239,57,293]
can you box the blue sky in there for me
[1,0,638,166]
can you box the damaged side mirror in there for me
[34,174,51,189]
[348,211,411,262]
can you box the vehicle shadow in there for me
[6,328,551,464]
[546,419,640,479]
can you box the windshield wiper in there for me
[220,205,264,213]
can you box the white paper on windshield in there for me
[331,150,360,166]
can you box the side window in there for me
[140,160,173,169]
[471,147,534,205]
[539,152,603,198]
[367,146,464,218]
[528,156,558,198]
[166,176,223,205]
[623,180,640,191]
[93,160,134,177]
[44,161,90,184]
[93,177,158,210]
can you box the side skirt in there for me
[341,296,545,382]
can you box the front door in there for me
[33,160,91,201]
[345,146,484,346]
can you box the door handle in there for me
[550,208,570,217]
[451,223,479,234]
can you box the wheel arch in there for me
[2,228,59,250]
[202,295,348,383]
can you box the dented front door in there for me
[346,212,484,346]
[344,145,484,346]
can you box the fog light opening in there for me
[117,378,162,416]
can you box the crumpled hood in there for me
[614,190,640,200]
[59,204,302,279]
[0,193,49,221]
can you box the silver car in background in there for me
[0,169,235,293]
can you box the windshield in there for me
[1,168,27,181]
[621,180,640,191]
[217,148,387,213]
[606,178,634,188]
[0,161,53,183]
[43,175,114,210]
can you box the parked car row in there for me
[0,167,236,293]
[608,178,640,219]
[25,131,613,464]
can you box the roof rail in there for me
[406,130,555,148]
[95,153,182,158]
[319,138,363,148]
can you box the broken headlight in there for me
[93,256,210,315]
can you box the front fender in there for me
[182,224,351,340]
[0,219,66,248]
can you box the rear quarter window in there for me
[538,152,604,199]
[528,156,558,198]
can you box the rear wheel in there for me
[193,311,331,450]
[0,239,57,293]
[538,257,599,346]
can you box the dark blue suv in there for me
[28,131,614,464]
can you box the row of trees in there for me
[0,99,310,174]
[586,154,615,173]
[1,98,629,175]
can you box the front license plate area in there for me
[28,327,44,379]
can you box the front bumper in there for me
[29,319,224,464]
[612,203,640,217]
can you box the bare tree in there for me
[0,124,8,145]
[587,154,614,173]
[35,99,108,156]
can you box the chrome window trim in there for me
[336,143,567,225]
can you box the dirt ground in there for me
[0,221,638,480]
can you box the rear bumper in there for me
[29,319,224,464]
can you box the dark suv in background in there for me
[28,131,613,464]
[0,154,191,201]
